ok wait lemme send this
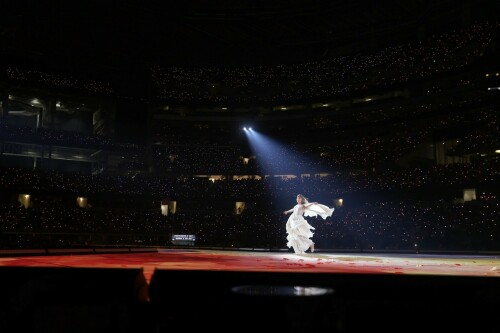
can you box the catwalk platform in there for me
[0,248,499,332]
[1,248,499,281]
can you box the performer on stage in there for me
[283,194,334,254]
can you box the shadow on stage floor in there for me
[0,248,499,333]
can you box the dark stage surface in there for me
[0,248,499,332]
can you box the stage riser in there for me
[148,270,500,332]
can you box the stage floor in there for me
[1,248,499,283]
[1,249,500,332]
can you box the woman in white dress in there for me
[283,194,334,254]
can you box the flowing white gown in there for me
[286,203,334,254]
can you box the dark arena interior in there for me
[0,1,499,332]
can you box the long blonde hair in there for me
[297,194,309,204]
